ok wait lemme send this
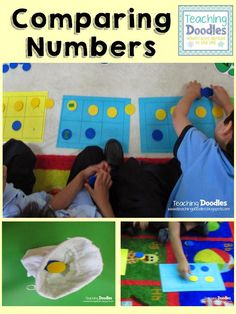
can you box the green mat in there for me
[2,222,115,306]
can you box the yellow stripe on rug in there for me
[33,169,69,193]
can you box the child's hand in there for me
[178,259,191,278]
[99,160,111,172]
[84,170,112,210]
[81,161,110,182]
[172,81,201,135]
[184,80,201,100]
[210,85,233,114]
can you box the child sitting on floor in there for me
[3,140,114,218]
[103,83,233,218]
[166,82,234,218]
[3,163,113,218]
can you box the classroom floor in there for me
[3,63,234,158]
[121,222,234,306]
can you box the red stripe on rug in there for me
[121,280,161,286]
[166,241,176,263]
[225,282,234,288]
[36,155,75,170]
[36,155,171,170]
[167,292,180,306]
[181,236,234,242]
[229,222,234,237]
[121,280,233,288]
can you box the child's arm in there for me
[173,81,201,136]
[211,85,233,115]
[85,170,114,217]
[49,164,103,210]
[168,222,191,278]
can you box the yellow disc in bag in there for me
[46,261,66,273]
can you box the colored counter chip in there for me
[67,100,77,111]
[62,129,72,140]
[212,106,223,119]
[88,104,99,116]
[14,101,24,112]
[205,276,215,283]
[31,98,40,109]
[107,107,117,118]
[155,109,167,120]
[189,275,198,282]
[152,129,163,141]
[85,128,96,139]
[195,106,207,118]
[12,121,22,131]
[45,98,54,109]
[46,261,67,273]
[125,104,136,115]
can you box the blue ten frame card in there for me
[57,96,131,152]
[139,97,216,153]
[159,263,225,292]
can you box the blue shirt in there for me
[166,127,234,218]
[3,183,101,218]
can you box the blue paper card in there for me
[57,96,131,152]
[159,263,226,292]
[139,97,216,153]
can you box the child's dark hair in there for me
[224,110,234,165]
[20,202,56,217]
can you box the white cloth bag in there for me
[21,237,103,299]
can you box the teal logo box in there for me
[179,5,233,56]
